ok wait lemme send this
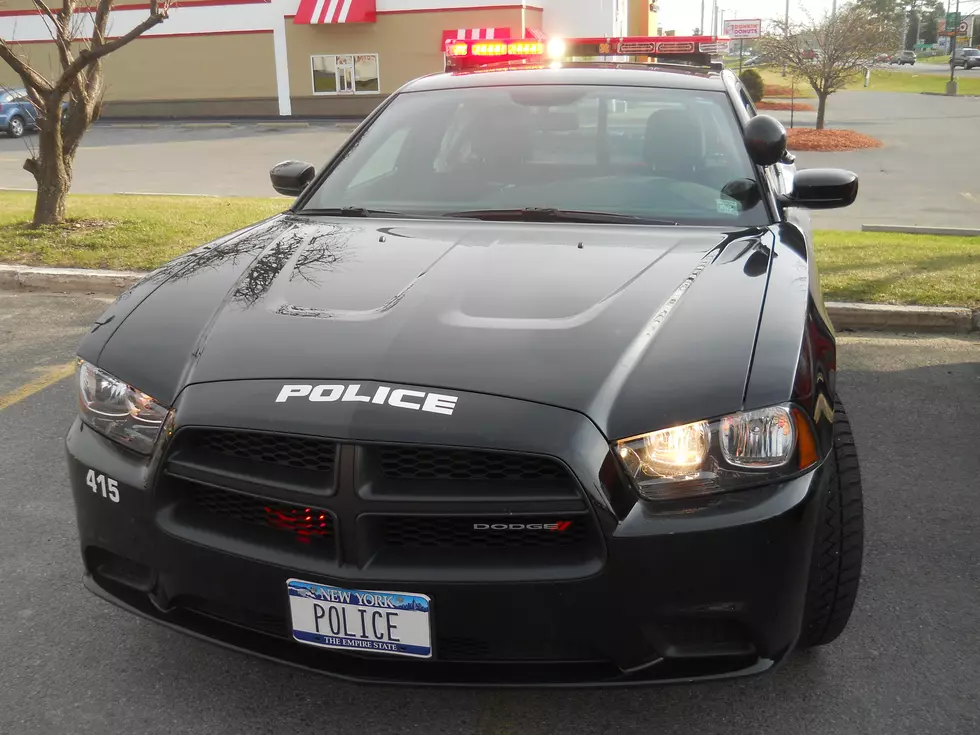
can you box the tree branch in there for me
[0,41,55,95]
[31,0,75,71]
[52,3,169,98]
[91,0,112,49]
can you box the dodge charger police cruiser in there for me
[67,34,864,686]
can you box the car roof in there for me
[402,63,730,94]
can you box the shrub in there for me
[739,69,765,103]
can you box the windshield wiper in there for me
[298,207,414,218]
[442,208,678,226]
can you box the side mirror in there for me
[270,160,316,197]
[780,168,859,210]
[744,115,787,167]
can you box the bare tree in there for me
[761,4,897,129]
[0,1,170,226]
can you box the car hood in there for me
[89,215,778,440]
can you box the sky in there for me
[658,0,839,35]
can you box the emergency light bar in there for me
[444,35,731,72]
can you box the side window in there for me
[738,87,757,117]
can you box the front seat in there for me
[643,108,705,183]
[461,109,533,175]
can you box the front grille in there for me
[187,484,335,544]
[378,447,568,482]
[437,635,603,662]
[194,430,337,473]
[176,596,288,639]
[380,516,587,549]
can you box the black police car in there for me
[67,35,864,686]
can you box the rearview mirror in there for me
[743,115,787,167]
[270,160,316,197]
[780,168,859,210]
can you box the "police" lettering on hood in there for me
[276,384,459,416]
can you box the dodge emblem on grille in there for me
[472,522,573,532]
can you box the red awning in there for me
[525,28,546,39]
[295,0,376,25]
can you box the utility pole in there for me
[700,0,705,36]
[948,0,961,94]
[782,0,790,76]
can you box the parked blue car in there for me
[1,87,40,138]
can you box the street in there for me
[2,91,980,230]
[0,292,978,734]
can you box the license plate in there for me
[287,579,432,659]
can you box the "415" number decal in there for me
[86,470,119,503]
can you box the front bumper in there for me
[67,383,827,687]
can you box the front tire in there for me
[798,398,865,648]
[7,115,25,138]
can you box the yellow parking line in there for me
[0,361,76,411]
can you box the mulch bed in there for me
[756,100,816,111]
[786,129,884,152]
[764,84,799,97]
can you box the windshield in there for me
[301,84,770,227]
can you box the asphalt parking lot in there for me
[2,91,979,230]
[0,291,978,735]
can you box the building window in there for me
[311,54,380,95]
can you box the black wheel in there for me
[7,115,25,138]
[798,398,865,648]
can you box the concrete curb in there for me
[178,122,235,129]
[2,265,977,334]
[100,120,348,131]
[0,265,144,295]
[255,122,311,129]
[826,301,975,333]
[861,224,980,237]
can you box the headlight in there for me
[76,360,170,454]
[615,403,819,501]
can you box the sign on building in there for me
[723,19,762,40]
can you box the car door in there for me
[14,94,39,128]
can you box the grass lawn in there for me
[755,67,816,98]
[0,191,286,270]
[851,69,980,94]
[814,230,980,308]
[0,193,976,308]
[751,65,980,96]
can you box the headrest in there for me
[643,108,705,173]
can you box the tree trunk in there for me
[29,121,72,226]
[816,93,829,130]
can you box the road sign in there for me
[723,19,762,40]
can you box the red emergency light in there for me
[444,34,731,72]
